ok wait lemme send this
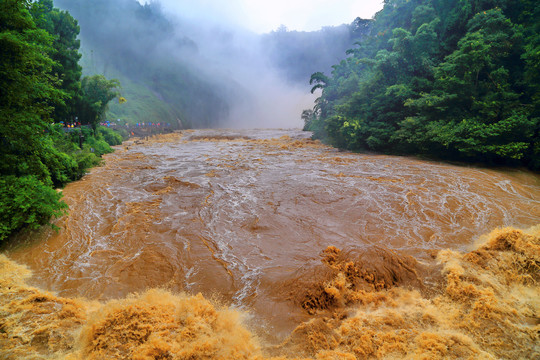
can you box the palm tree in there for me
[309,71,329,94]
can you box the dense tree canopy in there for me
[78,75,121,133]
[0,0,122,242]
[304,0,539,169]
[0,0,66,240]
[29,0,82,124]
[0,0,64,180]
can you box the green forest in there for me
[304,0,539,170]
[0,0,123,241]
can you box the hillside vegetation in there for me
[0,0,123,241]
[304,0,539,169]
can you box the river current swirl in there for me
[2,129,539,359]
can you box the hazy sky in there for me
[142,0,384,33]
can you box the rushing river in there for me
[2,129,539,359]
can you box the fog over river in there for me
[2,129,539,359]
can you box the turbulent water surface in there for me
[2,129,539,359]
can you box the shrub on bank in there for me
[0,176,68,242]
[43,125,115,186]
[99,126,124,146]
[0,125,123,243]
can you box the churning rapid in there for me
[1,129,539,359]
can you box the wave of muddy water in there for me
[2,129,540,359]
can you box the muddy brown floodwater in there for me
[2,129,539,359]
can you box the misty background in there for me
[55,0,373,128]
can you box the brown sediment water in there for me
[1,129,539,359]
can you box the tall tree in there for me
[29,0,82,124]
[78,75,120,134]
[305,0,539,169]
[402,9,535,163]
[0,0,67,241]
[0,0,63,180]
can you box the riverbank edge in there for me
[0,125,174,244]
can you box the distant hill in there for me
[55,0,370,128]
[261,18,372,83]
